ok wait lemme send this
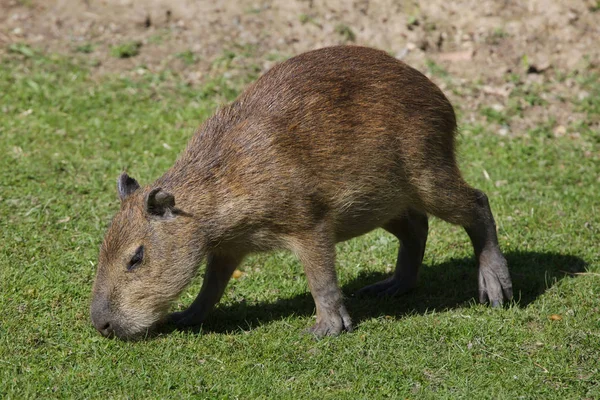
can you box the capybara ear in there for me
[146,188,175,217]
[117,172,140,201]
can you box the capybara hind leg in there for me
[425,182,512,306]
[463,190,512,305]
[357,209,428,297]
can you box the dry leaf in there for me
[232,270,243,279]
[549,314,562,321]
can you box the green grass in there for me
[176,50,200,66]
[110,41,142,58]
[335,24,357,43]
[1,49,599,399]
[74,43,95,54]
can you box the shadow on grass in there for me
[165,251,586,336]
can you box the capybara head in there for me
[90,173,202,339]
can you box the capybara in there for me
[91,45,512,339]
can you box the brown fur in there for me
[91,45,512,339]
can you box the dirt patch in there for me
[1,0,599,135]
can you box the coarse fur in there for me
[91,45,512,340]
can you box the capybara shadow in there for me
[173,251,586,335]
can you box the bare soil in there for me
[1,0,599,135]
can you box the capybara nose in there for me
[97,321,114,337]
[91,312,114,337]
[91,297,114,337]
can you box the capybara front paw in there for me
[306,307,353,338]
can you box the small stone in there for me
[578,91,590,101]
[395,48,409,60]
[553,125,566,137]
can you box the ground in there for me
[2,0,599,135]
[1,1,599,398]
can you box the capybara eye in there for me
[127,246,144,271]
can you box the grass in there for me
[1,48,599,399]
[75,43,95,54]
[110,41,142,58]
[425,59,449,79]
[176,50,200,66]
[334,24,357,43]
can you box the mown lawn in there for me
[0,48,598,399]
